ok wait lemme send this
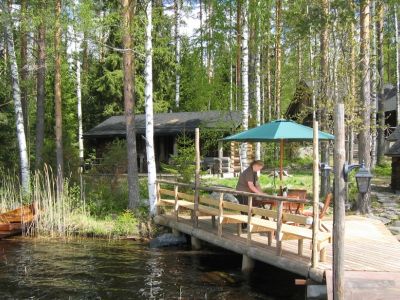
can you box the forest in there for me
[0,0,399,221]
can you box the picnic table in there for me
[259,189,308,214]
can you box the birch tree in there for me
[2,2,30,195]
[174,0,181,109]
[358,0,371,214]
[20,0,29,140]
[73,1,84,167]
[145,0,157,215]
[240,0,249,170]
[121,0,140,209]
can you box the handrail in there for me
[156,179,310,204]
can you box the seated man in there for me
[235,160,265,206]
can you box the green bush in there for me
[373,162,391,177]
[161,134,196,183]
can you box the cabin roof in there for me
[385,140,400,157]
[84,110,242,138]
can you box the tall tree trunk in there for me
[145,0,157,215]
[35,10,46,170]
[2,2,30,195]
[229,0,233,111]
[319,0,330,198]
[348,2,356,165]
[236,0,242,111]
[274,0,282,119]
[174,0,181,109]
[358,0,371,214]
[240,0,249,170]
[255,46,261,160]
[370,0,377,168]
[54,0,63,194]
[266,44,271,121]
[200,0,204,64]
[75,32,84,167]
[395,5,400,126]
[20,0,29,150]
[376,1,385,166]
[121,0,140,209]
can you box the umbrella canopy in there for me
[223,119,334,142]
[223,119,335,188]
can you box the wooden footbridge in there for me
[154,180,400,299]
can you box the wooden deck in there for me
[154,214,400,286]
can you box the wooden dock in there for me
[154,180,400,299]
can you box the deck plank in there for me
[155,213,400,279]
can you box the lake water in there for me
[0,238,305,299]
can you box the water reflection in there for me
[0,238,304,299]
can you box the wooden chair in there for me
[302,192,332,232]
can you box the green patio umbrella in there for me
[223,119,334,183]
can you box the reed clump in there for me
[0,166,140,238]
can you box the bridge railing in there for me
[155,179,329,264]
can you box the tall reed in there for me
[1,165,86,237]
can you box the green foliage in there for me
[113,210,138,236]
[373,162,391,177]
[161,134,196,183]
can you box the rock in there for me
[392,221,400,227]
[369,215,391,225]
[382,202,398,208]
[388,227,400,235]
[149,233,187,248]
[396,234,400,242]
[210,191,239,204]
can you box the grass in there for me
[204,170,314,196]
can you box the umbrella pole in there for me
[280,139,284,192]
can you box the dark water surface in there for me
[0,238,305,299]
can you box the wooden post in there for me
[333,103,346,300]
[312,120,320,267]
[218,140,223,177]
[156,182,161,215]
[276,200,283,255]
[174,185,179,221]
[247,196,253,245]
[218,140,223,159]
[218,193,224,237]
[194,128,200,227]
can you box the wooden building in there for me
[83,110,242,173]
[385,127,400,192]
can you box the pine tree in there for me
[121,0,140,209]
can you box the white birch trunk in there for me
[371,0,377,167]
[255,45,261,161]
[174,0,181,109]
[395,5,400,126]
[73,16,84,167]
[145,1,157,215]
[3,3,30,194]
[240,0,249,170]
